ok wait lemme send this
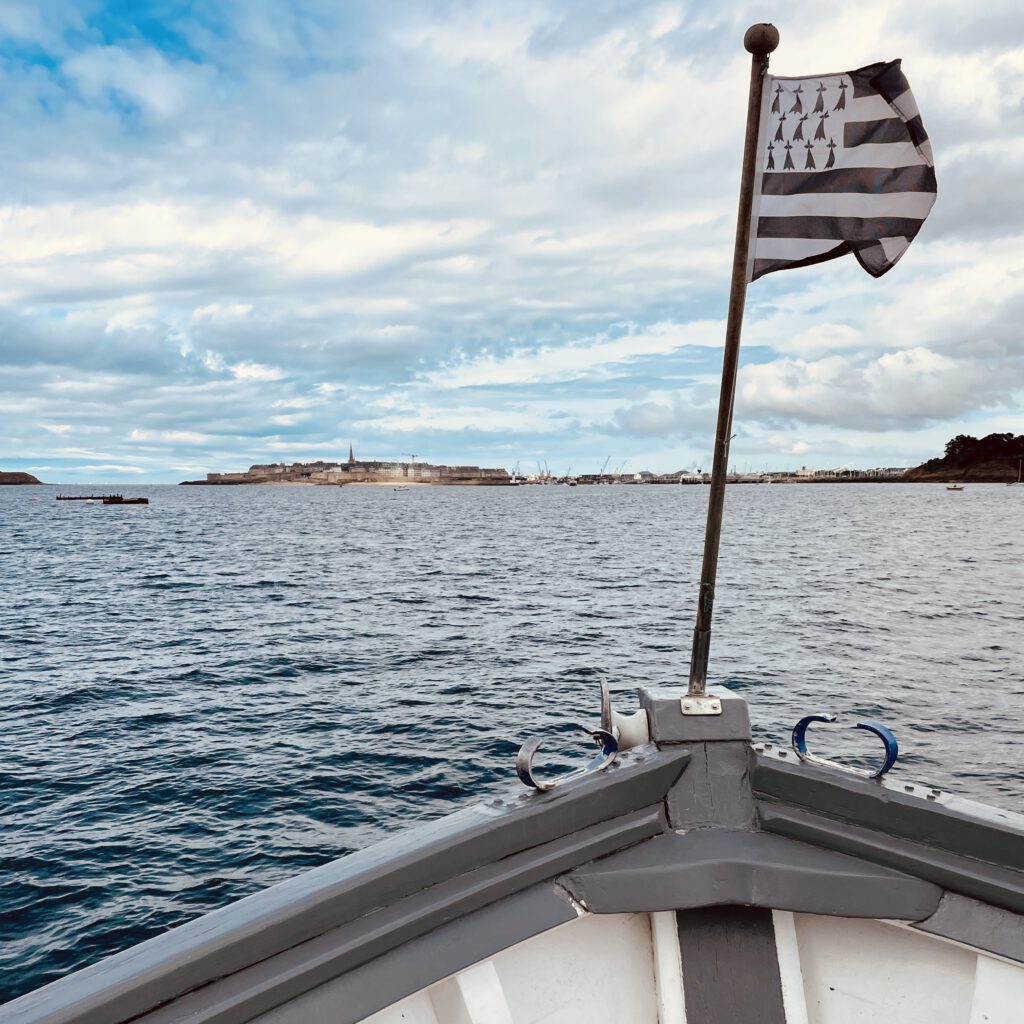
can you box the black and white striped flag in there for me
[750,60,936,281]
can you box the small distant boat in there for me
[392,486,409,492]
[946,482,965,491]
[102,496,149,505]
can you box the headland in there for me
[903,432,1024,483]
[0,471,41,485]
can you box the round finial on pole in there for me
[743,23,779,56]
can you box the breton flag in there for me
[749,60,936,281]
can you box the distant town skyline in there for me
[1,2,1022,484]
[188,448,920,482]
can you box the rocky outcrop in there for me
[904,460,1019,483]
[0,471,41,484]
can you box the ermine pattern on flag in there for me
[750,60,936,282]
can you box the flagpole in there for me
[687,23,779,703]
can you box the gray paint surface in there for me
[640,687,751,743]
[251,884,577,1024]
[641,686,757,831]
[760,803,1024,915]
[563,829,941,919]
[754,757,1024,870]
[914,892,1024,964]
[676,907,786,1024]
[665,742,757,830]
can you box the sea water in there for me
[2,482,1022,1001]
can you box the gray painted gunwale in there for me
[754,756,1024,870]
[913,892,1024,965]
[759,801,1024,916]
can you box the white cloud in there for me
[611,393,714,437]
[748,322,863,356]
[272,396,322,409]
[426,320,724,388]
[353,405,564,434]
[373,324,422,338]
[739,347,1010,429]
[193,303,253,321]
[77,464,147,474]
[62,45,213,119]
[128,429,213,444]
[105,306,158,332]
[262,441,347,452]
[229,361,284,382]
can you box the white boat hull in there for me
[355,909,1024,1024]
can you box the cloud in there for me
[425,320,724,389]
[738,347,1012,430]
[128,429,213,445]
[229,361,284,382]
[611,394,715,438]
[62,45,214,119]
[193,303,253,321]
[77,463,147,474]
[748,322,864,356]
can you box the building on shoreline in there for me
[188,449,510,486]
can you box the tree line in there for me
[922,432,1024,470]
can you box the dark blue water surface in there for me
[2,482,1022,1002]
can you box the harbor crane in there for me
[405,454,418,465]
[599,456,611,477]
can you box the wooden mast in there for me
[687,24,779,702]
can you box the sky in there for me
[1,0,1022,483]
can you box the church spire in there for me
[348,443,355,464]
